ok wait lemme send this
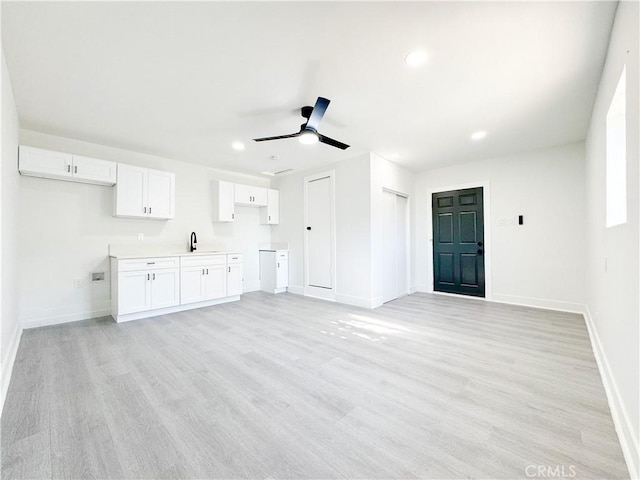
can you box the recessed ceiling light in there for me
[471,131,487,141]
[404,50,428,67]
[299,131,319,145]
[232,141,245,151]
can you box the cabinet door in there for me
[118,270,151,314]
[276,259,289,289]
[260,189,279,224]
[234,183,253,206]
[147,169,175,219]
[204,264,227,300]
[115,164,147,217]
[72,155,117,185]
[151,268,180,309]
[252,187,268,206]
[180,266,205,305]
[19,146,73,180]
[212,181,235,222]
[227,264,243,296]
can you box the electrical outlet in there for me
[138,233,144,241]
[73,279,82,288]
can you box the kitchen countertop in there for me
[108,243,241,260]
[109,250,242,260]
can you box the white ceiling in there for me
[2,1,616,176]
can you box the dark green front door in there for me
[432,187,485,297]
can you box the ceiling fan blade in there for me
[305,97,330,131]
[318,134,350,150]
[253,132,300,142]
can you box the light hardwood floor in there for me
[1,292,628,479]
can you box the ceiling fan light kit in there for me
[253,96,350,150]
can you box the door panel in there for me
[227,264,243,296]
[18,146,73,180]
[118,271,151,314]
[205,264,227,300]
[147,169,175,219]
[432,187,485,297]
[115,164,147,217]
[151,269,180,309]
[306,176,332,289]
[396,195,409,298]
[382,190,398,303]
[180,267,205,305]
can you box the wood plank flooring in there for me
[1,292,629,479]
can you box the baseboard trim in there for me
[491,294,585,314]
[583,306,639,480]
[287,285,304,295]
[21,308,112,330]
[1,323,23,417]
[335,293,375,309]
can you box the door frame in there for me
[303,170,336,301]
[427,181,492,301]
[382,188,411,303]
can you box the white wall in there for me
[414,142,586,312]
[584,1,639,477]
[17,130,272,328]
[1,50,22,412]
[370,153,415,306]
[271,153,374,307]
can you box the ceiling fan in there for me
[253,97,350,150]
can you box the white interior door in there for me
[396,194,409,297]
[382,190,409,303]
[306,175,333,290]
[382,190,398,303]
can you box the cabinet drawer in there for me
[227,254,243,264]
[118,257,179,272]
[180,255,227,268]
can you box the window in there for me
[606,66,626,228]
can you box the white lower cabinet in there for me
[180,255,227,305]
[113,257,180,316]
[227,254,243,296]
[260,250,288,293]
[111,253,243,322]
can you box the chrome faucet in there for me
[190,232,197,252]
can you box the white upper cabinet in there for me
[147,169,175,219]
[260,188,279,225]
[234,184,267,207]
[114,164,175,219]
[212,181,235,222]
[72,155,117,185]
[18,146,116,186]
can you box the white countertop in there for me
[108,243,240,260]
[110,250,242,260]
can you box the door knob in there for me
[306,226,311,231]
[477,249,484,255]
[477,241,483,247]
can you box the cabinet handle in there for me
[147,273,150,281]
[206,268,209,275]
[153,273,156,280]
[277,262,280,268]
[67,165,71,173]
[231,213,234,219]
[147,262,155,265]
[269,215,271,221]
[144,207,147,213]
[74,165,77,174]
[228,267,231,273]
[202,268,205,275]
[149,207,152,214]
